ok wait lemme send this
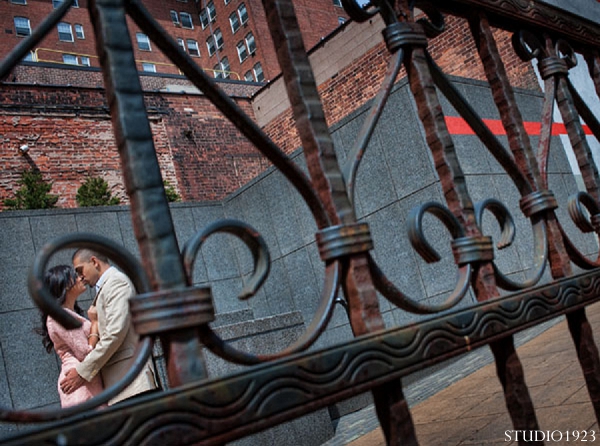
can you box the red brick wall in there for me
[262,16,540,154]
[0,84,265,209]
[0,15,540,211]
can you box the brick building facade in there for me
[1,0,348,82]
[0,13,540,210]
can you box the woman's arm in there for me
[87,306,100,348]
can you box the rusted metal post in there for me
[87,0,209,386]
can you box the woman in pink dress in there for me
[39,265,104,407]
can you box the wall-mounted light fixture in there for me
[18,144,29,154]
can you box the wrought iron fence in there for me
[2,0,600,444]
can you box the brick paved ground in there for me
[334,302,600,446]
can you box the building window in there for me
[177,38,185,52]
[207,2,216,22]
[22,51,37,62]
[136,33,151,51]
[200,1,216,29]
[244,70,254,82]
[58,22,74,42]
[224,0,231,4]
[237,3,248,25]
[180,12,193,29]
[229,12,240,34]
[213,57,230,79]
[206,36,216,56]
[221,57,230,74]
[338,16,346,24]
[245,32,255,54]
[142,62,156,73]
[187,39,200,57]
[236,41,247,63]
[214,28,223,50]
[199,10,209,29]
[53,0,78,8]
[80,56,90,66]
[332,0,342,6]
[253,62,264,82]
[74,24,85,39]
[11,0,27,5]
[170,10,180,26]
[14,17,31,37]
[62,53,78,65]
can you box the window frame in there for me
[14,16,31,37]
[74,23,85,39]
[10,0,27,5]
[180,12,193,29]
[229,11,240,34]
[58,22,74,42]
[206,1,216,22]
[245,32,255,54]
[142,62,156,73]
[214,28,224,50]
[253,62,264,82]
[170,10,180,26]
[244,70,254,82]
[206,35,216,56]
[236,41,248,63]
[187,39,200,57]
[136,32,152,51]
[62,53,78,65]
[237,3,248,25]
[80,56,90,66]
[53,0,78,8]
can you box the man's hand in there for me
[60,368,86,394]
[87,305,98,323]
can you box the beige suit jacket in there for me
[76,266,157,405]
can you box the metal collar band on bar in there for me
[538,57,569,79]
[130,286,215,336]
[316,223,374,261]
[451,236,494,265]
[519,190,558,217]
[382,22,428,53]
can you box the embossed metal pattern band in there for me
[4,271,600,445]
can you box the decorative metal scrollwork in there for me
[368,202,472,314]
[181,219,342,364]
[475,199,548,290]
[1,233,154,422]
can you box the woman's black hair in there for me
[37,265,84,353]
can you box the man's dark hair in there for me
[72,248,110,264]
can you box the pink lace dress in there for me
[47,309,103,407]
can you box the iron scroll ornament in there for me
[0,233,154,422]
[180,219,343,365]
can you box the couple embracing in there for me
[40,249,157,408]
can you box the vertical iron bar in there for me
[87,0,209,386]
[261,0,418,442]
[463,14,542,442]
[553,50,600,424]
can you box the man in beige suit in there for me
[60,249,157,405]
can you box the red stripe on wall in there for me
[444,116,593,136]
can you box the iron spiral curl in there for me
[182,219,341,365]
[368,202,472,315]
[475,198,548,291]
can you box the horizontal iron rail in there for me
[417,0,600,53]
[4,267,600,445]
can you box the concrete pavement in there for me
[326,302,600,445]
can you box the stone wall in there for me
[0,76,594,443]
